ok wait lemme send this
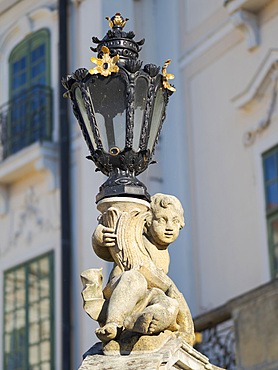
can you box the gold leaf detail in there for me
[89,46,119,77]
[105,17,114,29]
[162,59,176,92]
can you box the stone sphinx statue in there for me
[81,193,195,353]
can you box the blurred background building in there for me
[0,0,278,369]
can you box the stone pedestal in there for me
[78,337,224,370]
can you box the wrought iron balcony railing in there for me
[0,85,52,161]
[194,304,236,369]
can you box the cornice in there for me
[0,141,59,190]
[0,142,59,216]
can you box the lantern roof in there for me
[90,12,145,62]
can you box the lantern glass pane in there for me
[88,75,126,154]
[147,88,164,152]
[75,88,97,150]
[95,113,108,151]
[133,77,148,151]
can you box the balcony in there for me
[0,85,52,162]
[194,278,278,370]
[194,304,236,369]
[0,86,57,215]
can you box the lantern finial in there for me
[105,13,129,29]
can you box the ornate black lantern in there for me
[62,13,175,202]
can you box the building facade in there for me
[0,0,278,369]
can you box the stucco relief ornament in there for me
[10,187,54,247]
[243,71,278,146]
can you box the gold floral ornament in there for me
[162,59,176,92]
[89,46,119,77]
[106,13,129,29]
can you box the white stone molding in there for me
[0,142,59,191]
[224,0,272,14]
[230,49,278,146]
[230,9,259,51]
[232,49,278,108]
[0,0,20,15]
[243,71,278,146]
[180,0,270,68]
[0,5,58,105]
[0,185,8,216]
[35,156,59,192]
[28,6,58,22]
[0,14,33,56]
[17,14,32,35]
[0,6,57,51]
[179,20,234,69]
[225,0,273,52]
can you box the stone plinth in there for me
[78,337,224,370]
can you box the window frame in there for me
[8,28,51,97]
[3,251,55,370]
[4,28,52,158]
[263,145,278,278]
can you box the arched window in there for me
[5,29,52,157]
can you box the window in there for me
[3,29,52,157]
[263,146,278,278]
[3,252,55,370]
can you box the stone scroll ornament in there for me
[81,193,195,354]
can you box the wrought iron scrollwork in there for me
[194,320,236,370]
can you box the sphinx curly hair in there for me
[145,193,185,230]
